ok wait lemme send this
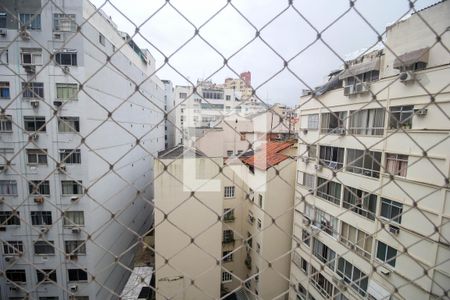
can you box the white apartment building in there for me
[0,1,165,299]
[154,139,297,300]
[174,77,266,145]
[291,2,449,300]
[162,80,176,149]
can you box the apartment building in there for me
[290,2,450,300]
[162,80,176,149]
[154,139,297,300]
[0,1,165,299]
[174,76,266,145]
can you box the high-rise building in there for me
[290,2,450,300]
[0,1,165,299]
[162,80,176,149]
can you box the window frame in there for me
[61,180,83,195]
[68,269,88,282]
[5,269,27,284]
[0,180,18,195]
[346,149,381,178]
[33,240,55,255]
[3,241,24,255]
[31,211,52,226]
[22,82,44,98]
[19,13,41,30]
[20,48,43,65]
[58,116,80,133]
[343,186,377,221]
[59,149,81,164]
[376,240,397,268]
[389,105,414,130]
[224,186,235,198]
[0,81,10,99]
[307,114,319,130]
[55,51,78,66]
[23,116,46,132]
[53,13,77,32]
[56,83,78,99]
[0,115,13,132]
[26,148,48,165]
[380,198,403,224]
[28,180,50,195]
[385,153,408,177]
[317,177,341,205]
[36,269,57,283]
[63,211,85,227]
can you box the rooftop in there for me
[242,141,295,170]
[158,144,206,159]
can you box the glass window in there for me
[56,83,78,99]
[349,108,385,136]
[312,238,336,270]
[55,52,77,66]
[0,12,6,28]
[19,13,41,29]
[389,106,414,129]
[61,180,83,195]
[63,211,85,227]
[317,177,341,205]
[36,269,57,283]
[68,269,88,282]
[58,116,80,133]
[28,180,50,195]
[3,241,24,255]
[0,81,10,98]
[24,116,46,132]
[343,186,377,220]
[337,257,368,296]
[33,241,55,255]
[386,153,408,177]
[65,240,86,255]
[26,149,48,164]
[224,186,235,198]
[53,14,76,32]
[22,82,44,98]
[223,230,234,243]
[222,250,233,262]
[21,48,42,65]
[60,149,81,164]
[310,265,334,298]
[346,149,381,178]
[5,269,27,283]
[380,198,403,224]
[0,211,20,225]
[222,271,232,283]
[99,33,105,46]
[340,222,373,259]
[303,173,315,190]
[320,111,346,134]
[0,180,18,195]
[319,146,344,169]
[307,114,319,129]
[31,211,52,225]
[376,241,397,267]
[223,208,234,222]
[302,229,310,246]
[0,115,12,132]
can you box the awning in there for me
[339,59,380,79]
[393,47,429,69]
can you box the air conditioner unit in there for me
[0,196,5,203]
[379,266,391,276]
[354,82,370,94]
[69,254,78,260]
[58,164,66,172]
[0,225,6,231]
[399,71,415,83]
[0,164,7,173]
[23,64,36,74]
[53,32,62,40]
[301,157,310,164]
[62,66,70,74]
[69,284,78,292]
[70,196,79,202]
[9,286,18,291]
[415,108,428,116]
[336,128,346,135]
[19,28,31,40]
[314,164,322,171]
[53,100,63,107]
[302,129,308,135]
[34,196,45,204]
[40,227,49,234]
[30,133,39,141]
[0,29,7,36]
[30,100,40,108]
[5,256,17,263]
[72,227,81,234]
[343,85,353,96]
[311,226,320,235]
[388,224,400,235]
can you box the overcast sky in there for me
[90,0,438,106]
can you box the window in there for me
[305,204,338,237]
[34,241,55,255]
[345,70,379,85]
[222,250,233,262]
[99,33,105,46]
[346,149,381,178]
[389,106,414,129]
[380,198,403,224]
[310,266,334,298]
[60,149,81,164]
[55,51,78,66]
[68,269,88,282]
[224,186,235,198]
[340,222,373,259]
[257,218,262,230]
[303,173,315,190]
[226,95,231,100]
[223,230,234,243]
[240,133,246,141]
[22,82,44,98]
[317,177,341,205]
[319,146,344,169]
[0,12,6,28]
[307,114,319,129]
[258,194,263,207]
[5,269,26,283]
[226,150,233,157]
[58,116,80,133]
[19,13,41,29]
[343,186,377,220]
[0,82,10,98]
[3,241,24,255]
[349,108,385,135]
[65,240,86,255]
[179,92,187,99]
[300,257,308,274]
[62,180,83,195]
[386,153,408,177]
[53,14,76,31]
[337,257,368,296]
[63,211,85,227]
[24,116,46,132]
[56,83,78,99]
[376,241,397,267]
[0,148,13,165]
[307,144,317,158]
[202,90,223,99]
[21,48,42,65]
[26,149,48,164]
[31,211,52,225]
[36,269,57,283]
[302,229,310,246]
[0,211,20,225]
[223,208,234,222]
[312,238,336,270]
[0,115,12,132]
[0,180,18,195]
[222,271,232,283]
[247,232,253,248]
[256,243,261,253]
[39,297,60,300]
[248,211,254,224]
[320,111,346,134]
[28,180,50,195]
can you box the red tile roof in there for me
[243,141,294,170]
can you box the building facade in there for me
[162,80,175,149]
[0,1,165,299]
[290,2,450,300]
